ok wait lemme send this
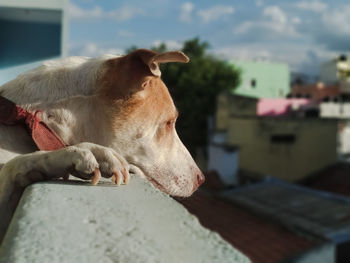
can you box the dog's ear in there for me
[101,49,189,100]
[133,49,190,77]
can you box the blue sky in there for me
[68,0,350,76]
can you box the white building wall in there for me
[320,103,350,119]
[208,144,239,185]
[320,61,338,84]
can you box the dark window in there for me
[305,109,319,118]
[339,54,347,61]
[270,134,296,144]
[333,96,340,103]
[251,79,257,88]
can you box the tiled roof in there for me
[301,163,350,197]
[177,192,317,263]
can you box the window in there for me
[270,134,296,144]
[0,7,62,69]
[251,79,257,88]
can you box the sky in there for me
[68,0,350,77]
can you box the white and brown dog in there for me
[0,49,205,241]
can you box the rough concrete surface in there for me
[0,176,250,263]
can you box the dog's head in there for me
[97,49,205,197]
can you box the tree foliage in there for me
[127,38,240,156]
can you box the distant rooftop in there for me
[178,191,318,263]
[221,180,350,243]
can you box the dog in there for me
[0,49,205,241]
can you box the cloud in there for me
[197,5,234,23]
[68,3,144,21]
[214,42,336,76]
[152,40,183,50]
[69,3,103,19]
[179,4,234,24]
[179,2,194,23]
[70,42,124,57]
[321,5,350,35]
[294,1,327,13]
[297,5,350,51]
[234,6,299,38]
[291,17,301,25]
[263,6,287,24]
[118,30,134,38]
[256,0,264,7]
[215,45,272,62]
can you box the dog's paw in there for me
[70,143,130,186]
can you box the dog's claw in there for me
[123,168,130,184]
[91,168,101,185]
[111,174,116,183]
[115,171,122,186]
[111,172,121,185]
[111,169,129,185]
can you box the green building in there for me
[230,60,290,98]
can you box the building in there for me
[319,55,350,95]
[290,83,340,102]
[289,56,350,104]
[316,55,350,155]
[227,117,337,182]
[221,180,350,263]
[210,92,338,183]
[0,0,69,85]
[320,55,350,85]
[230,60,290,99]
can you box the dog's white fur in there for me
[0,49,204,242]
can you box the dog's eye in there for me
[166,119,175,129]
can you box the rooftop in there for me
[178,191,318,263]
[222,180,350,243]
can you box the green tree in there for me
[127,38,240,156]
[125,45,138,54]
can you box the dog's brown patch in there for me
[98,50,178,133]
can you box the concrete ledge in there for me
[0,176,250,263]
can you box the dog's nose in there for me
[197,172,205,186]
[192,170,206,193]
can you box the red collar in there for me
[0,95,66,151]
